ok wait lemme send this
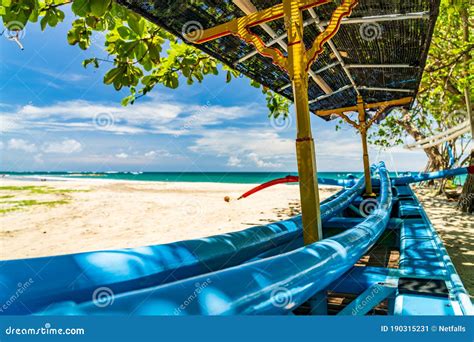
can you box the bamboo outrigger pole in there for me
[316,96,413,197]
[357,96,373,196]
[186,0,358,244]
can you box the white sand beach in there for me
[0,178,337,260]
[414,188,474,296]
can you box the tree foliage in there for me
[369,0,473,171]
[0,0,290,114]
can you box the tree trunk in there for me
[458,151,474,213]
[398,110,445,171]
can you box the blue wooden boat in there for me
[0,164,471,316]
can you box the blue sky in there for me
[0,8,427,172]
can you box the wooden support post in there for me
[357,96,373,196]
[284,0,322,244]
[189,0,357,243]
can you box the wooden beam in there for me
[233,0,257,14]
[306,0,358,70]
[232,0,333,94]
[315,97,413,116]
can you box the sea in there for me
[1,171,418,184]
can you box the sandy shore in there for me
[414,188,474,296]
[0,178,337,260]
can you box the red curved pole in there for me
[238,175,299,199]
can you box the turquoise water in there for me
[1,171,415,184]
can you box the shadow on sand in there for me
[415,188,474,297]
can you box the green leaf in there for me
[90,0,111,17]
[117,26,132,39]
[40,14,48,30]
[82,58,99,68]
[104,66,124,85]
[128,17,145,37]
[71,0,90,17]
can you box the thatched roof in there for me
[116,0,440,115]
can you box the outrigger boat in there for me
[1,164,472,315]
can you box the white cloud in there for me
[7,138,36,152]
[191,128,293,169]
[144,151,157,158]
[1,115,23,133]
[115,153,128,159]
[144,149,172,158]
[34,153,44,164]
[191,129,294,157]
[1,98,261,136]
[248,153,282,168]
[227,156,242,167]
[17,64,88,83]
[43,139,82,154]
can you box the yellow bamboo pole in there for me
[284,0,322,244]
[356,96,374,196]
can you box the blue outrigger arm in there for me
[393,165,473,185]
[40,163,392,315]
[0,171,369,315]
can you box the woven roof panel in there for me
[117,0,440,114]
